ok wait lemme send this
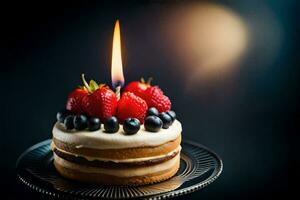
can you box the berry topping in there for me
[123,118,140,135]
[144,116,163,132]
[166,110,176,122]
[158,112,173,129]
[80,75,118,122]
[88,117,101,131]
[56,109,71,123]
[64,115,75,130]
[123,78,152,99]
[117,92,148,124]
[73,115,88,130]
[144,86,171,113]
[82,86,117,121]
[62,74,176,132]
[147,107,159,117]
[104,116,119,133]
[66,88,88,114]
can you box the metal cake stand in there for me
[16,139,223,199]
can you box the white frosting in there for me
[54,153,180,177]
[52,120,182,150]
[52,141,181,163]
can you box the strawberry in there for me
[123,78,152,99]
[82,85,118,122]
[66,88,88,114]
[144,86,171,112]
[117,92,148,124]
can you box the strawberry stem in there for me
[81,74,92,93]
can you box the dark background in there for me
[1,0,298,199]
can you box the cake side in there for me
[54,154,180,185]
[52,120,182,185]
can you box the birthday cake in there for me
[52,77,182,186]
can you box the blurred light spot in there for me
[164,3,248,83]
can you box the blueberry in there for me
[64,115,74,130]
[123,118,140,135]
[88,117,101,131]
[56,109,71,123]
[158,112,173,129]
[144,116,163,132]
[147,107,159,117]
[104,116,119,133]
[166,110,176,122]
[73,115,88,130]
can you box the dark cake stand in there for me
[16,139,223,199]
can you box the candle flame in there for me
[111,20,124,88]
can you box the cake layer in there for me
[52,120,182,150]
[53,135,181,159]
[52,146,181,168]
[54,153,180,177]
[54,153,180,185]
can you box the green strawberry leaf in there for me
[89,80,99,91]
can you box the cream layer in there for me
[52,120,182,150]
[52,141,181,163]
[54,153,180,178]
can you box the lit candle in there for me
[111,20,125,100]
